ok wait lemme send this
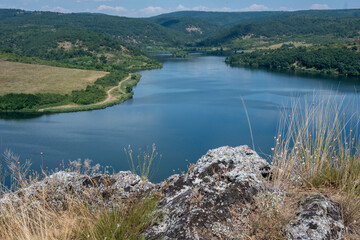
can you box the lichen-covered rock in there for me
[146,145,270,239]
[287,194,344,240]
[0,171,154,210]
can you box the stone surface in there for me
[0,171,154,209]
[0,145,345,240]
[146,145,270,239]
[287,194,344,240]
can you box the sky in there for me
[0,1,359,17]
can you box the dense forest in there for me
[152,9,360,27]
[226,44,360,77]
[199,16,360,47]
[0,9,187,46]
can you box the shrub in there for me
[71,85,106,105]
[0,93,40,110]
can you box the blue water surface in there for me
[0,56,359,182]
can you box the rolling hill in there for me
[0,9,188,47]
[152,9,360,27]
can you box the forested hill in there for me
[151,9,360,27]
[226,44,360,77]
[0,9,165,71]
[198,15,360,47]
[147,16,220,40]
[0,9,188,46]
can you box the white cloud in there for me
[176,4,186,11]
[139,6,169,16]
[310,4,330,10]
[41,5,72,13]
[176,5,209,11]
[97,5,126,12]
[176,4,271,13]
[241,4,270,11]
[279,6,297,11]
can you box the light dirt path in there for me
[39,74,131,111]
[97,74,130,105]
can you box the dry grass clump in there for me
[246,192,295,240]
[225,189,296,240]
[76,194,161,240]
[0,182,160,240]
[0,194,92,240]
[0,151,161,240]
[271,96,360,236]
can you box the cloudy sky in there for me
[0,1,359,17]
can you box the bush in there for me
[95,71,128,88]
[71,85,106,105]
[0,93,40,110]
[76,194,161,240]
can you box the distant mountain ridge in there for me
[1,8,360,53]
[150,9,360,27]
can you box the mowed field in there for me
[0,60,108,96]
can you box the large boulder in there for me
[147,145,270,239]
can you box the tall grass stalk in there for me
[241,97,255,150]
[125,144,160,181]
[271,95,360,232]
[272,96,360,189]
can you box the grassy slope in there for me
[0,61,108,95]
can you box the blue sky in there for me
[0,1,359,17]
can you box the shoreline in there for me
[0,73,141,114]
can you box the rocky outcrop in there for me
[0,171,154,209]
[147,145,271,239]
[0,145,345,239]
[287,194,344,240]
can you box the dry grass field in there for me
[0,60,108,96]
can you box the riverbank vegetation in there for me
[226,43,360,77]
[0,63,140,112]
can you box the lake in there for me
[0,56,359,182]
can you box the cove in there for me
[0,56,359,182]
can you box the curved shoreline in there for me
[1,74,140,114]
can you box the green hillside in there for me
[0,9,188,47]
[198,15,360,48]
[152,9,360,27]
[148,16,220,39]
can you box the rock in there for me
[0,171,154,210]
[0,145,346,240]
[146,145,270,239]
[287,193,344,240]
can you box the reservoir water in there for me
[0,56,359,182]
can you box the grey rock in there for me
[287,194,344,240]
[0,145,345,240]
[0,171,154,210]
[147,145,270,239]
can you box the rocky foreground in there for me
[0,146,344,239]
